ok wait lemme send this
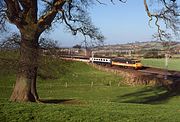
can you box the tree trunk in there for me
[10,33,39,102]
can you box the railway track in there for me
[99,65,180,91]
[61,57,180,83]
[113,65,180,81]
[138,67,180,80]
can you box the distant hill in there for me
[92,41,180,57]
[96,41,179,50]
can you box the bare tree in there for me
[144,0,180,41]
[0,0,179,102]
[0,0,105,102]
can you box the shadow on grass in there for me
[39,99,83,105]
[116,86,180,104]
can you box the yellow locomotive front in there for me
[112,58,143,69]
[133,60,143,69]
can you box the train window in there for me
[135,61,140,63]
[132,61,135,64]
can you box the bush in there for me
[143,50,165,58]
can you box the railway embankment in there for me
[89,63,180,91]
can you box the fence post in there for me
[50,84,52,94]
[109,81,112,86]
[91,81,94,88]
[118,82,121,87]
[65,82,68,88]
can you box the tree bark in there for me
[10,33,39,102]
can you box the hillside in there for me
[98,41,180,51]
[92,41,180,57]
[1,54,180,121]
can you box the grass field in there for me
[142,58,180,71]
[1,55,180,122]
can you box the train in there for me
[62,55,143,69]
[90,57,142,69]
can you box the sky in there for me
[2,1,178,47]
[48,0,157,47]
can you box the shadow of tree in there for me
[116,86,180,104]
[39,99,83,105]
[116,69,180,104]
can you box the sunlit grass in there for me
[1,54,180,122]
[142,58,180,71]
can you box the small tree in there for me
[72,44,81,49]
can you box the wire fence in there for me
[0,82,125,101]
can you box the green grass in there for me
[1,54,180,122]
[142,58,180,71]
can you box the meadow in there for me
[141,58,180,71]
[0,55,180,122]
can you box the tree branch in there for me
[144,0,180,41]
[37,0,66,33]
[95,0,127,5]
[4,0,22,26]
[18,0,38,23]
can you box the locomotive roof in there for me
[112,58,140,62]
